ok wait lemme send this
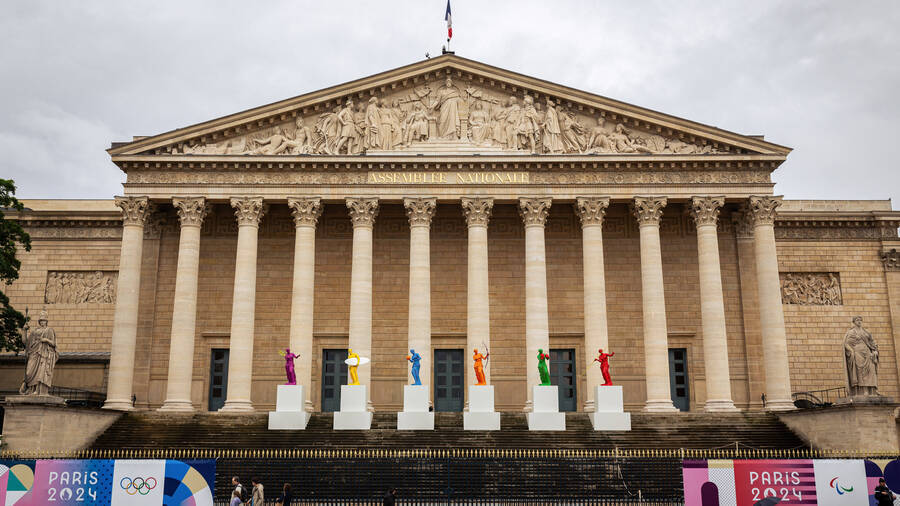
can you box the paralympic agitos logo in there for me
[829,477,854,495]
[120,476,158,496]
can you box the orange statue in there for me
[473,348,489,385]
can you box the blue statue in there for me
[407,349,422,385]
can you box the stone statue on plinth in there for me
[19,309,59,396]
[843,316,879,396]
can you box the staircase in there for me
[90,410,806,451]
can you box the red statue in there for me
[593,348,615,386]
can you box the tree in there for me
[0,179,32,353]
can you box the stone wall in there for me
[1,403,121,452]
[778,403,900,452]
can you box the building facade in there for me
[5,55,900,415]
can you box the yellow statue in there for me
[347,348,360,385]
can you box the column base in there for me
[704,399,739,412]
[765,398,795,411]
[643,399,679,412]
[218,400,254,413]
[157,399,195,413]
[102,399,135,412]
[583,399,596,413]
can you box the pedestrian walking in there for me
[875,478,895,506]
[275,482,293,506]
[251,477,264,506]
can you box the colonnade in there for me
[102,194,794,413]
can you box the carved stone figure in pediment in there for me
[334,99,357,155]
[560,108,587,153]
[315,107,341,154]
[541,98,564,154]
[586,117,613,154]
[365,97,382,150]
[431,77,464,139]
[494,95,521,149]
[468,101,491,145]
[404,102,430,145]
[518,95,541,153]
[379,98,403,150]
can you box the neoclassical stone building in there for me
[5,55,900,415]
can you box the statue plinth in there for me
[835,394,895,406]
[4,394,65,406]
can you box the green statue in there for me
[537,349,551,386]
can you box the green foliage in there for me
[0,179,32,353]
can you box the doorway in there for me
[668,348,690,411]
[207,348,229,411]
[434,349,464,412]
[321,349,349,412]
[550,348,577,412]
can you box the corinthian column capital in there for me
[632,196,667,226]
[115,196,153,226]
[288,197,323,228]
[404,197,437,227]
[172,197,209,227]
[346,197,379,228]
[689,196,725,227]
[575,197,610,227]
[461,197,493,227]
[747,196,783,226]
[230,197,267,227]
[518,197,552,227]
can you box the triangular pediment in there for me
[109,54,790,159]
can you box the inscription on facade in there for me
[45,271,118,304]
[780,272,842,306]
[367,171,529,184]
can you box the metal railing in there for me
[791,387,848,408]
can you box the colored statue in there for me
[279,348,298,385]
[593,348,615,386]
[537,348,551,386]
[347,348,361,385]
[473,348,489,386]
[407,349,422,385]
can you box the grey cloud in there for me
[1,0,897,200]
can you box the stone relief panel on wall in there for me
[780,272,842,306]
[44,271,117,304]
[165,76,730,157]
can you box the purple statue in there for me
[279,348,298,385]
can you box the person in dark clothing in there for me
[275,482,293,506]
[875,478,895,506]
[383,488,397,506]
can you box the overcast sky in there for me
[2,1,898,202]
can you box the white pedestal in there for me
[397,385,434,430]
[333,385,372,430]
[526,385,566,431]
[268,384,310,430]
[464,385,500,430]
[590,386,631,431]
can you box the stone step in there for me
[90,411,807,451]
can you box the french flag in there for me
[445,0,452,40]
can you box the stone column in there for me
[689,197,738,412]
[159,197,209,412]
[747,196,794,411]
[575,197,610,412]
[220,197,267,412]
[519,197,552,411]
[346,197,379,407]
[288,197,323,411]
[103,196,152,411]
[404,197,437,395]
[632,197,678,412]
[461,197,493,392]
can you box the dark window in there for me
[550,348,577,412]
[208,348,229,411]
[668,348,690,412]
[321,349,348,412]
[434,349,464,412]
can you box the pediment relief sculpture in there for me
[164,77,732,157]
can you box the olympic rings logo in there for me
[120,476,157,496]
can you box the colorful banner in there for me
[684,458,900,506]
[0,459,215,505]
